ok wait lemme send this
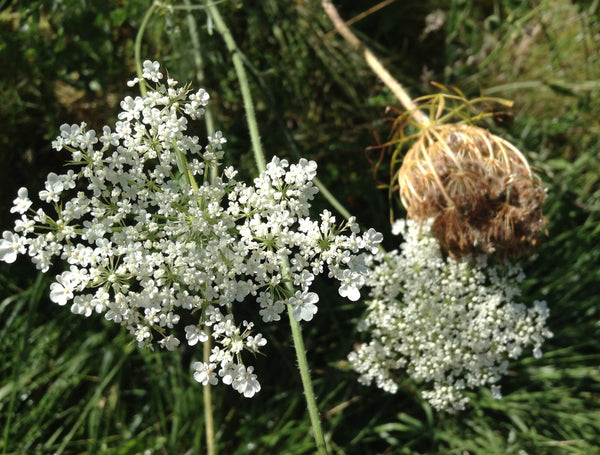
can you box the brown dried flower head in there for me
[392,87,547,258]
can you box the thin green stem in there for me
[285,290,329,455]
[185,0,218,182]
[134,2,159,97]
[233,54,352,220]
[206,1,266,173]
[135,4,212,453]
[314,176,351,220]
[203,327,216,455]
[183,2,216,453]
[208,3,328,453]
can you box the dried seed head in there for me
[398,124,546,258]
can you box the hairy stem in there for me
[285,288,329,455]
[203,327,216,455]
[206,1,266,173]
[183,1,217,453]
[208,3,329,453]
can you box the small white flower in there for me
[0,231,26,263]
[246,334,267,352]
[209,346,233,365]
[79,129,98,149]
[71,295,93,317]
[141,60,163,82]
[100,126,120,147]
[159,335,181,351]
[49,275,75,306]
[338,282,361,301]
[259,299,285,323]
[14,215,35,234]
[39,173,64,203]
[363,228,384,253]
[293,270,314,290]
[11,188,32,214]
[337,269,364,302]
[207,131,226,151]
[290,291,319,322]
[193,361,218,386]
[191,88,209,105]
[224,166,238,179]
[232,365,261,398]
[58,123,83,146]
[185,325,209,346]
[219,361,239,385]
[135,326,152,344]
[118,96,142,121]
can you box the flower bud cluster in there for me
[0,61,383,397]
[348,218,552,412]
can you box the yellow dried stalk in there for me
[320,0,546,258]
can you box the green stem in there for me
[184,0,218,182]
[203,327,216,455]
[234,39,353,222]
[286,296,329,455]
[183,2,216,453]
[135,3,212,452]
[314,176,351,220]
[134,2,159,97]
[208,3,328,453]
[206,1,266,173]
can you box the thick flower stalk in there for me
[348,219,552,412]
[0,61,382,397]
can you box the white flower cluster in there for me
[348,219,552,412]
[0,61,383,398]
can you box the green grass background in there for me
[1,0,599,453]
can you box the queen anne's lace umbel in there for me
[0,61,383,397]
[348,219,552,412]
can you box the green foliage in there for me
[1,1,600,454]
[0,0,148,229]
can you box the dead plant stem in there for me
[322,0,430,126]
